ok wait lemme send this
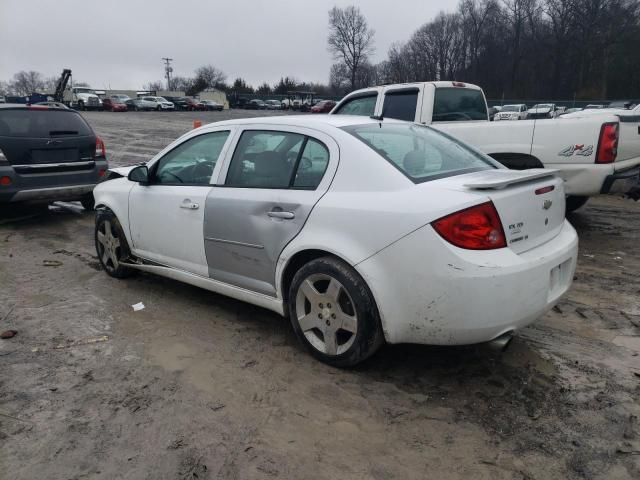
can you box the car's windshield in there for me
[501,105,520,112]
[342,123,495,183]
[532,104,551,109]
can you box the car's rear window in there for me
[342,123,495,183]
[432,88,488,122]
[0,109,93,137]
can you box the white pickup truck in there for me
[330,81,640,211]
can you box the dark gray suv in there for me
[0,104,108,210]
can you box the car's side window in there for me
[225,130,304,188]
[334,95,377,116]
[293,139,330,189]
[153,131,230,185]
[383,90,419,122]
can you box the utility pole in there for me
[162,57,173,91]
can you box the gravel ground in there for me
[1,111,639,480]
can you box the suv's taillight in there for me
[95,136,106,158]
[596,122,618,164]
[432,202,507,250]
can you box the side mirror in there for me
[128,165,149,184]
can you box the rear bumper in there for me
[0,160,107,203]
[548,157,640,196]
[601,164,640,194]
[357,220,578,345]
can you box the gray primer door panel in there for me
[203,125,339,297]
[204,191,318,296]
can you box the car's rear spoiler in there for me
[463,168,557,190]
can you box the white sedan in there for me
[93,116,578,366]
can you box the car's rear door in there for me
[127,128,234,275]
[204,126,338,296]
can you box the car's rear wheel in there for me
[288,257,384,367]
[95,210,135,278]
[566,195,589,213]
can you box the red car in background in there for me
[310,100,336,113]
[183,97,206,111]
[102,97,128,112]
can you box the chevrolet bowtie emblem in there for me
[543,200,553,210]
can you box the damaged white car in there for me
[93,116,578,366]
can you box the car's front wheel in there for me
[95,210,135,278]
[288,257,384,367]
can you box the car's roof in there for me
[0,103,75,112]
[204,114,406,130]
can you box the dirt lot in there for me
[1,111,639,480]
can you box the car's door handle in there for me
[268,210,295,220]
[180,200,199,210]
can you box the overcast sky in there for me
[1,0,458,89]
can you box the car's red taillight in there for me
[432,202,507,250]
[95,136,106,158]
[596,122,618,164]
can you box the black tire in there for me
[156,105,161,111]
[566,195,589,213]
[80,193,95,211]
[288,256,384,367]
[134,105,139,112]
[95,210,135,278]
[78,101,85,111]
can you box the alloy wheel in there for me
[96,220,122,272]
[295,273,358,356]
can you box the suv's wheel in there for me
[80,193,95,211]
[95,210,135,278]
[288,257,384,367]
[566,195,589,213]
[156,105,161,111]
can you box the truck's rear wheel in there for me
[566,195,589,213]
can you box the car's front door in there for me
[204,127,338,296]
[128,129,233,276]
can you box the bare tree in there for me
[194,65,226,90]
[10,71,45,95]
[144,81,163,92]
[327,6,375,90]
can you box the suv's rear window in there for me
[342,123,495,183]
[0,109,93,137]
[432,88,488,122]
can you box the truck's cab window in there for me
[432,88,488,122]
[383,90,419,122]
[334,94,377,116]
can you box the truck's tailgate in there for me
[616,114,640,163]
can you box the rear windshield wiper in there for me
[49,130,78,136]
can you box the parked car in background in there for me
[110,94,131,104]
[608,100,639,110]
[102,97,128,112]
[181,97,203,111]
[0,104,108,210]
[487,106,502,121]
[562,107,584,115]
[584,104,606,109]
[94,115,577,366]
[163,96,188,110]
[246,99,267,110]
[264,100,282,110]
[34,101,69,109]
[311,100,337,113]
[527,103,560,119]
[494,104,528,121]
[140,96,175,111]
[330,81,640,211]
[199,100,224,111]
[125,98,148,111]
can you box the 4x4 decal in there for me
[558,144,593,157]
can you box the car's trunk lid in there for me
[433,168,566,254]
